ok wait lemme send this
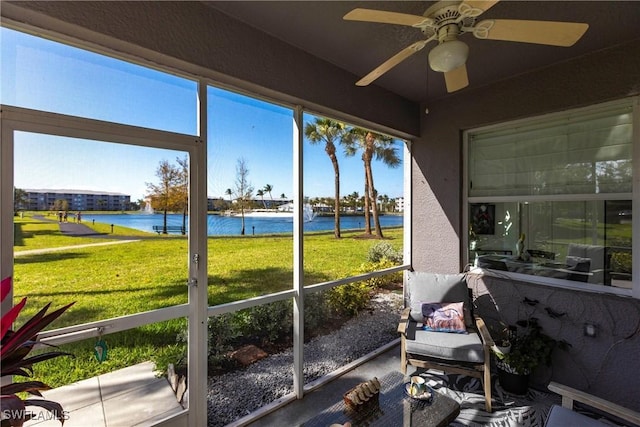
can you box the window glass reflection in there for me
[470,201,632,289]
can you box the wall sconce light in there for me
[583,323,597,337]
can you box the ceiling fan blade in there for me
[475,19,589,47]
[444,64,469,93]
[343,8,428,27]
[356,40,429,86]
[458,0,500,18]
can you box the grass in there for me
[11,214,403,387]
[13,216,118,250]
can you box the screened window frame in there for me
[1,21,413,426]
[463,97,639,299]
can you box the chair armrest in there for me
[548,382,640,426]
[475,316,495,347]
[398,307,411,334]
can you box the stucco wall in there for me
[412,38,640,273]
[3,1,419,138]
[467,272,640,411]
[411,39,640,410]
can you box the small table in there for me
[302,371,460,427]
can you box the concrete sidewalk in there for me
[24,361,184,427]
[58,220,110,237]
[14,239,141,257]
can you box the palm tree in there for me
[263,184,273,207]
[257,189,266,208]
[304,118,349,238]
[344,129,400,238]
[225,188,233,210]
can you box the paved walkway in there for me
[58,220,111,237]
[14,240,141,257]
[24,362,184,427]
[35,215,142,239]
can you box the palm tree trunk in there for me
[331,155,341,238]
[366,162,383,238]
[363,162,372,235]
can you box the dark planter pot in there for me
[497,367,530,395]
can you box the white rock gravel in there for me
[206,292,403,426]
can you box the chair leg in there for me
[483,364,492,413]
[400,336,407,375]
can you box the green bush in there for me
[327,281,373,316]
[205,297,336,370]
[356,259,402,288]
[367,241,403,264]
[207,313,242,369]
[239,300,293,344]
[304,292,333,333]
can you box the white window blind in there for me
[468,102,633,197]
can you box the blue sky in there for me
[3,27,404,201]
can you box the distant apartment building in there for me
[395,196,404,212]
[24,189,131,211]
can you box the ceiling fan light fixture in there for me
[428,39,469,72]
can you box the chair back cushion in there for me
[406,272,472,327]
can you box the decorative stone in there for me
[230,344,268,366]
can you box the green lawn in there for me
[11,214,403,387]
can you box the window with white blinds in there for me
[468,101,633,198]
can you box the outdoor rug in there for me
[420,370,559,427]
[421,370,627,427]
[302,370,628,427]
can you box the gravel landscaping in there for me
[206,292,403,426]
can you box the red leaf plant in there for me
[1,276,74,426]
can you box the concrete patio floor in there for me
[24,361,184,427]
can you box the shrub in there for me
[207,313,242,369]
[367,241,403,264]
[238,300,292,344]
[356,259,402,289]
[327,282,373,316]
[304,292,333,334]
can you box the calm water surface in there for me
[82,212,403,236]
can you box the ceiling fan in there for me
[344,0,589,93]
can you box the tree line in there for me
[304,118,400,239]
[146,119,401,239]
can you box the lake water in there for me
[82,212,403,236]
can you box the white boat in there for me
[229,204,317,221]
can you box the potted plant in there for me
[492,318,565,395]
[491,323,515,355]
[1,276,74,426]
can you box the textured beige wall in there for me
[468,272,640,411]
[412,39,640,409]
[412,38,640,273]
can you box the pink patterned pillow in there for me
[421,302,467,334]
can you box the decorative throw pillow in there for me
[421,302,467,334]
